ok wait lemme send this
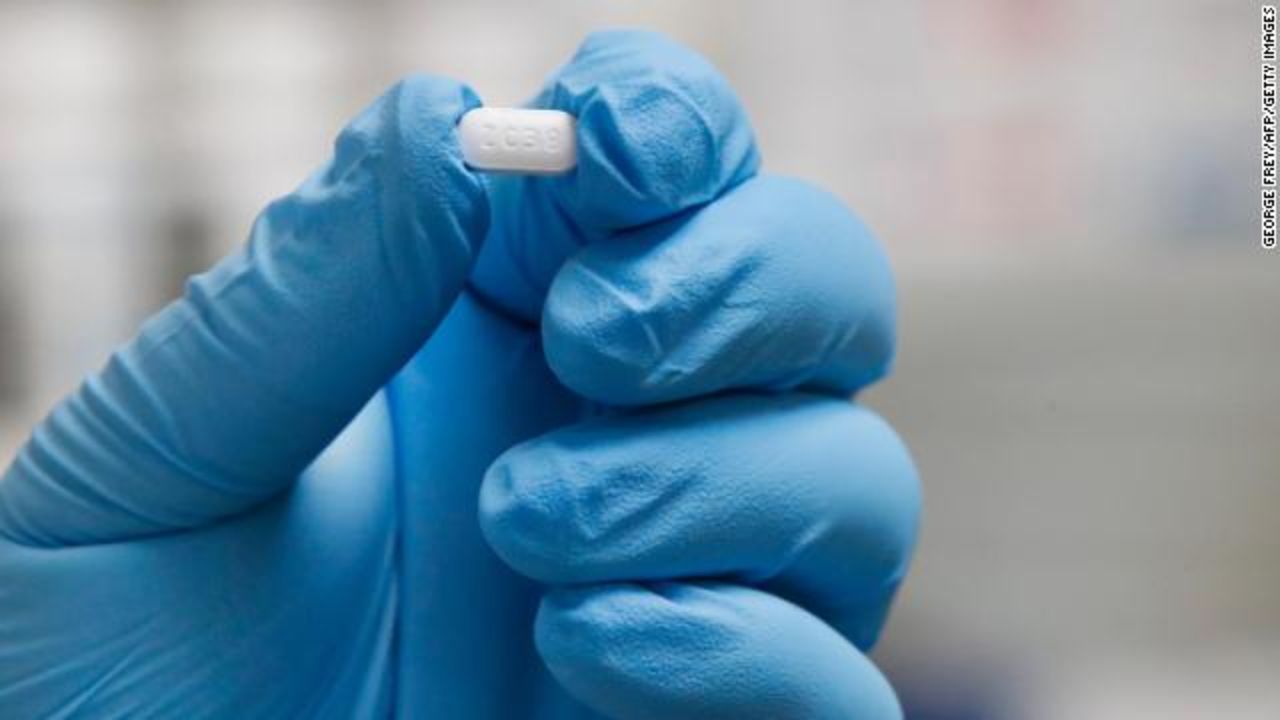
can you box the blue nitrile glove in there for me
[0,31,919,719]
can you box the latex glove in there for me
[0,30,919,719]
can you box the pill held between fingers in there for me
[458,108,578,175]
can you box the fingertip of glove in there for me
[478,444,577,582]
[537,583,906,720]
[540,262,676,406]
[534,583,732,698]
[541,29,759,231]
[335,74,491,254]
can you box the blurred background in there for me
[0,1,1273,718]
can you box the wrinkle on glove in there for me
[481,393,920,651]
[0,76,488,547]
[542,176,897,405]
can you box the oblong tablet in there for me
[458,107,577,174]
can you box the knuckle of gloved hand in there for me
[713,175,898,393]
[548,31,758,230]
[832,406,922,578]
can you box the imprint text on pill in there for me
[458,108,577,175]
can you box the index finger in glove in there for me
[543,175,896,406]
[467,29,760,321]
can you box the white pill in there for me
[458,107,577,175]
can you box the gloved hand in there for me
[0,30,919,719]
